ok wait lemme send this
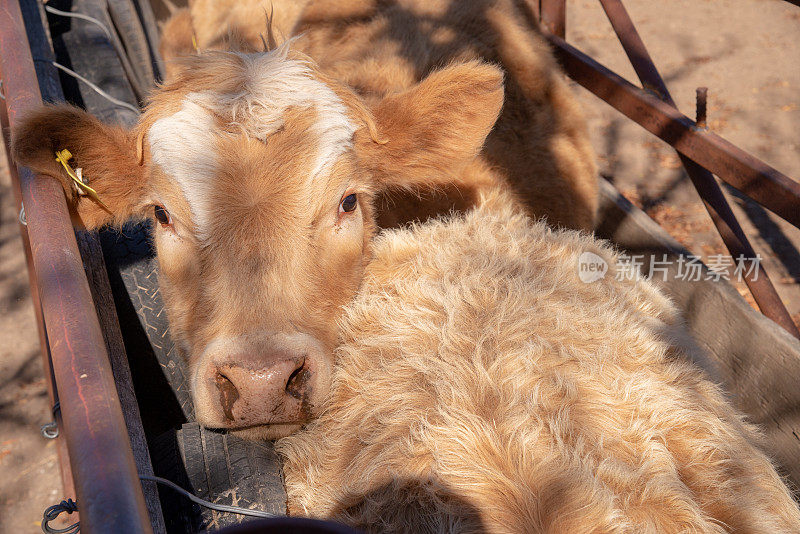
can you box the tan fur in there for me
[167,0,599,231]
[190,0,309,51]
[11,40,505,437]
[278,202,800,533]
[158,8,197,81]
[10,106,147,228]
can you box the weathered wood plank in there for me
[597,179,800,488]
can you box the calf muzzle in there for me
[192,333,331,438]
[211,355,312,427]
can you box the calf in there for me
[13,50,505,438]
[12,0,597,439]
[277,203,800,533]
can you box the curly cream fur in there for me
[277,201,800,533]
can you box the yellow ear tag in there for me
[192,33,199,51]
[55,149,110,210]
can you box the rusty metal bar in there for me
[0,1,152,532]
[1,171,80,513]
[596,0,799,338]
[543,33,800,232]
[0,97,80,511]
[540,0,566,38]
[17,0,166,528]
[0,0,83,511]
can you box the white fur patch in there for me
[206,46,357,182]
[148,46,356,238]
[149,93,218,235]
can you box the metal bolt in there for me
[696,87,708,130]
[41,421,59,439]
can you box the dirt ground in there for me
[568,0,800,321]
[0,141,64,531]
[0,1,798,532]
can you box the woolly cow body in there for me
[12,1,596,439]
[278,204,800,533]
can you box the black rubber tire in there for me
[47,0,140,125]
[130,0,166,80]
[215,518,361,534]
[152,423,287,533]
[100,223,195,422]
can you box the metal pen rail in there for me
[534,0,800,339]
[0,0,153,531]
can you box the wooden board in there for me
[597,179,800,489]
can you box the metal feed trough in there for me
[1,0,799,531]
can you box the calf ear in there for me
[356,61,504,189]
[11,105,148,229]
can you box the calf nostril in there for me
[215,372,240,422]
[286,360,310,399]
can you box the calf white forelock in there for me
[212,46,357,182]
[147,46,356,239]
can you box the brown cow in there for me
[11,0,596,439]
[278,202,800,533]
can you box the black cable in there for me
[41,499,79,534]
[41,475,276,533]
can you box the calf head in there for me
[12,48,503,438]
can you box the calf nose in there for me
[213,356,311,426]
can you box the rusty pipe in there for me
[596,0,799,337]
[0,0,152,531]
[539,0,566,38]
[542,33,800,231]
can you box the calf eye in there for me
[153,205,173,227]
[339,193,357,214]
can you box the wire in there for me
[43,5,112,42]
[41,475,276,533]
[140,475,277,519]
[42,5,147,101]
[41,499,79,534]
[46,60,140,114]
